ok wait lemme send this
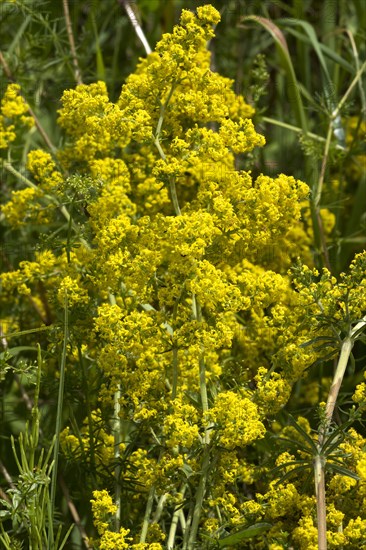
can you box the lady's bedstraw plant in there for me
[1,4,366,549]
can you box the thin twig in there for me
[118,0,152,55]
[0,459,16,489]
[62,0,83,85]
[14,374,33,412]
[59,476,92,550]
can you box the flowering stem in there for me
[2,160,38,189]
[314,336,354,549]
[78,346,96,479]
[315,317,366,549]
[323,337,354,430]
[192,294,210,429]
[168,176,182,217]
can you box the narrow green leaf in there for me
[218,523,272,547]
[276,436,314,455]
[273,464,311,486]
[277,18,332,85]
[0,346,37,360]
[328,464,360,481]
[277,25,354,73]
[287,415,319,454]
[239,16,307,132]
[8,15,32,57]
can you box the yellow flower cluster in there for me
[57,275,89,307]
[91,490,163,550]
[0,83,33,149]
[2,148,64,227]
[163,398,199,448]
[1,187,46,228]
[207,390,265,449]
[26,150,63,192]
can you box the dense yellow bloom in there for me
[27,149,63,192]
[90,490,117,535]
[259,482,300,520]
[207,390,265,449]
[255,366,292,414]
[57,275,89,307]
[292,515,318,550]
[0,83,33,148]
[344,516,366,544]
[1,187,46,227]
[163,398,199,448]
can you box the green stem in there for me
[262,117,343,148]
[182,502,194,550]
[114,386,122,531]
[29,344,42,471]
[334,60,366,117]
[171,345,178,400]
[153,82,182,217]
[2,160,38,189]
[186,448,210,550]
[155,83,176,139]
[185,294,211,548]
[78,345,96,478]
[49,291,68,550]
[192,295,210,434]
[140,485,155,543]
[314,123,333,209]
[167,484,187,550]
[323,337,353,431]
[109,292,122,530]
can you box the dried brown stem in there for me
[59,476,92,549]
[62,0,83,85]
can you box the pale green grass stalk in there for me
[185,294,211,549]
[167,484,187,549]
[49,293,69,549]
[109,292,122,530]
[139,486,156,543]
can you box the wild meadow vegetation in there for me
[1,1,366,548]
